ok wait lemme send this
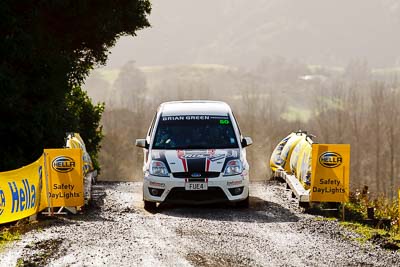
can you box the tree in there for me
[64,86,105,171]
[382,84,399,199]
[369,82,386,194]
[112,61,147,110]
[0,1,151,171]
[84,71,111,105]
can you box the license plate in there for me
[185,182,208,191]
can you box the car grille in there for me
[172,172,220,178]
[164,187,228,204]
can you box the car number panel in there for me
[185,182,208,191]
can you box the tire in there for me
[235,196,250,209]
[144,200,157,211]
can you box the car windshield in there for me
[152,115,239,149]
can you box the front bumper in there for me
[143,172,249,204]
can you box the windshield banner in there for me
[161,115,229,121]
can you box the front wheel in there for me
[144,200,157,211]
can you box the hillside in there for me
[107,0,400,68]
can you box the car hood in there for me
[151,149,240,174]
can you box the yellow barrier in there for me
[271,131,351,204]
[296,141,313,189]
[44,149,84,208]
[290,138,312,178]
[0,156,44,224]
[270,133,294,172]
[65,133,93,176]
[0,148,84,224]
[281,133,306,173]
[310,144,350,202]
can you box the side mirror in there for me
[241,137,253,147]
[135,139,149,149]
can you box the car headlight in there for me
[149,160,170,177]
[224,159,243,176]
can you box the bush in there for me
[65,87,105,171]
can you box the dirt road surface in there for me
[1,181,399,266]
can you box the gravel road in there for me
[1,181,399,266]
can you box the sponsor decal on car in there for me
[162,115,210,121]
[180,153,225,162]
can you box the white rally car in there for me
[136,101,252,210]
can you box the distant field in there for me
[90,64,400,127]
[97,64,237,84]
[372,67,400,75]
[281,106,312,122]
[97,69,120,83]
[97,64,400,83]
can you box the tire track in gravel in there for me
[1,181,400,266]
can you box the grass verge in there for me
[0,228,20,249]
[309,187,400,250]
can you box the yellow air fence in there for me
[0,156,45,224]
[270,131,308,173]
[270,131,350,204]
[0,148,84,224]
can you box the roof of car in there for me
[160,101,231,116]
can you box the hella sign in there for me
[319,152,342,168]
[0,187,5,216]
[52,156,76,173]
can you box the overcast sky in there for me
[105,0,400,69]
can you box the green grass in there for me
[94,64,236,85]
[307,64,344,73]
[336,189,400,249]
[96,69,120,83]
[281,106,312,122]
[16,258,24,267]
[340,221,400,248]
[372,67,400,75]
[308,188,400,249]
[313,216,337,221]
[341,222,387,241]
[0,229,20,249]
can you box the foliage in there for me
[341,221,388,242]
[340,221,400,250]
[0,229,20,249]
[0,1,151,171]
[344,188,399,224]
[65,87,105,170]
[336,188,400,249]
[343,190,369,222]
[307,187,400,249]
